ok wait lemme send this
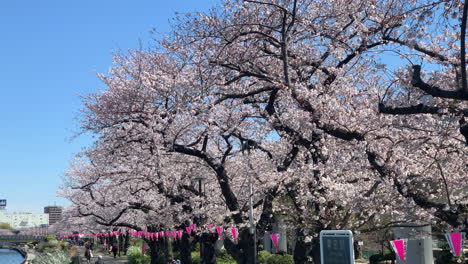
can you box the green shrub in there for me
[434,244,466,264]
[128,254,151,264]
[258,250,272,264]
[257,250,293,264]
[43,247,53,252]
[369,252,395,264]
[45,235,57,241]
[127,246,150,264]
[266,254,294,264]
[127,246,141,256]
[192,251,201,264]
[57,241,71,253]
[217,260,237,264]
[35,244,45,253]
[31,251,69,264]
[217,248,235,262]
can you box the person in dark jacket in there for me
[84,247,92,263]
[112,243,118,258]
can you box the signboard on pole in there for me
[0,199,6,209]
[320,230,355,264]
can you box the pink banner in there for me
[216,226,223,240]
[177,230,183,240]
[230,228,238,243]
[270,233,279,253]
[186,226,192,235]
[446,232,465,257]
[390,239,406,261]
[191,224,196,231]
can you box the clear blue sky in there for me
[0,0,218,213]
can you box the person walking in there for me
[84,247,92,263]
[112,243,119,258]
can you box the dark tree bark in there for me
[293,229,309,264]
[309,237,321,264]
[179,232,193,264]
[123,231,130,256]
[200,232,218,264]
[148,239,159,264]
[353,240,361,259]
[163,237,173,263]
[224,228,256,264]
[118,232,124,256]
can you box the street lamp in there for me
[193,175,206,197]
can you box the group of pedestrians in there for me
[69,241,106,264]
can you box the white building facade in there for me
[0,211,49,229]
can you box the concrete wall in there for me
[393,224,434,264]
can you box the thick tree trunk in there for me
[310,237,321,264]
[148,240,159,264]
[179,232,193,264]
[163,237,173,263]
[224,228,256,264]
[123,231,130,255]
[118,233,124,256]
[293,230,308,264]
[353,240,361,259]
[200,232,218,264]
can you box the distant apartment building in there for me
[0,211,49,229]
[44,206,63,225]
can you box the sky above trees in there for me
[0,0,217,213]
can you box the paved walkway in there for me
[78,247,129,264]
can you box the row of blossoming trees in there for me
[59,0,468,263]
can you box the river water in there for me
[0,248,25,264]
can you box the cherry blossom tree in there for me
[374,0,468,233]
[167,0,437,260]
[62,1,468,264]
